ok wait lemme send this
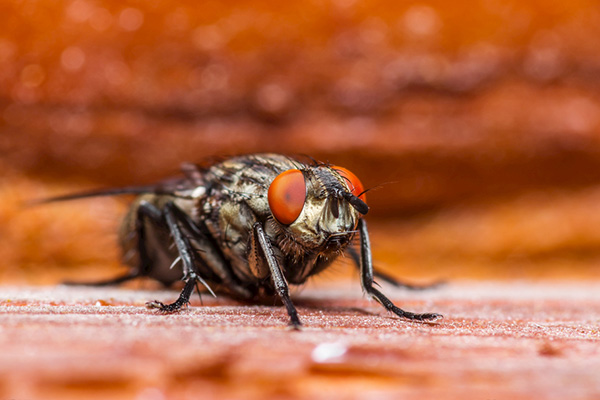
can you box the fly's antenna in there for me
[352,180,401,203]
[342,191,369,215]
[361,180,401,194]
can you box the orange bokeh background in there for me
[2,0,600,283]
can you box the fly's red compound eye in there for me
[268,169,307,225]
[334,166,367,204]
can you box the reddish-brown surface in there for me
[1,282,600,400]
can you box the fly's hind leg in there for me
[357,219,442,322]
[62,272,140,287]
[346,245,443,291]
[146,201,215,313]
[63,200,164,287]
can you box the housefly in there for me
[41,153,441,328]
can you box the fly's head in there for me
[267,163,368,257]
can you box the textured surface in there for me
[1,282,599,400]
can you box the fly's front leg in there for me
[146,202,214,313]
[346,246,443,291]
[253,222,301,329]
[357,219,442,322]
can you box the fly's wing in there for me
[28,163,206,206]
[28,185,160,205]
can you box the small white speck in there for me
[311,342,347,363]
[191,186,206,198]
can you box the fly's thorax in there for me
[216,196,262,240]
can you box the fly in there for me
[39,153,442,328]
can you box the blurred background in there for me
[2,0,600,284]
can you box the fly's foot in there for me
[288,317,302,331]
[146,278,197,313]
[396,309,443,322]
[146,299,189,313]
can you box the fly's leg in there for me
[147,278,197,313]
[63,272,140,287]
[63,201,164,287]
[357,219,442,322]
[347,246,443,291]
[253,222,301,329]
[370,268,444,290]
[146,202,214,313]
[172,207,252,299]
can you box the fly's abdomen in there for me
[119,195,183,285]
